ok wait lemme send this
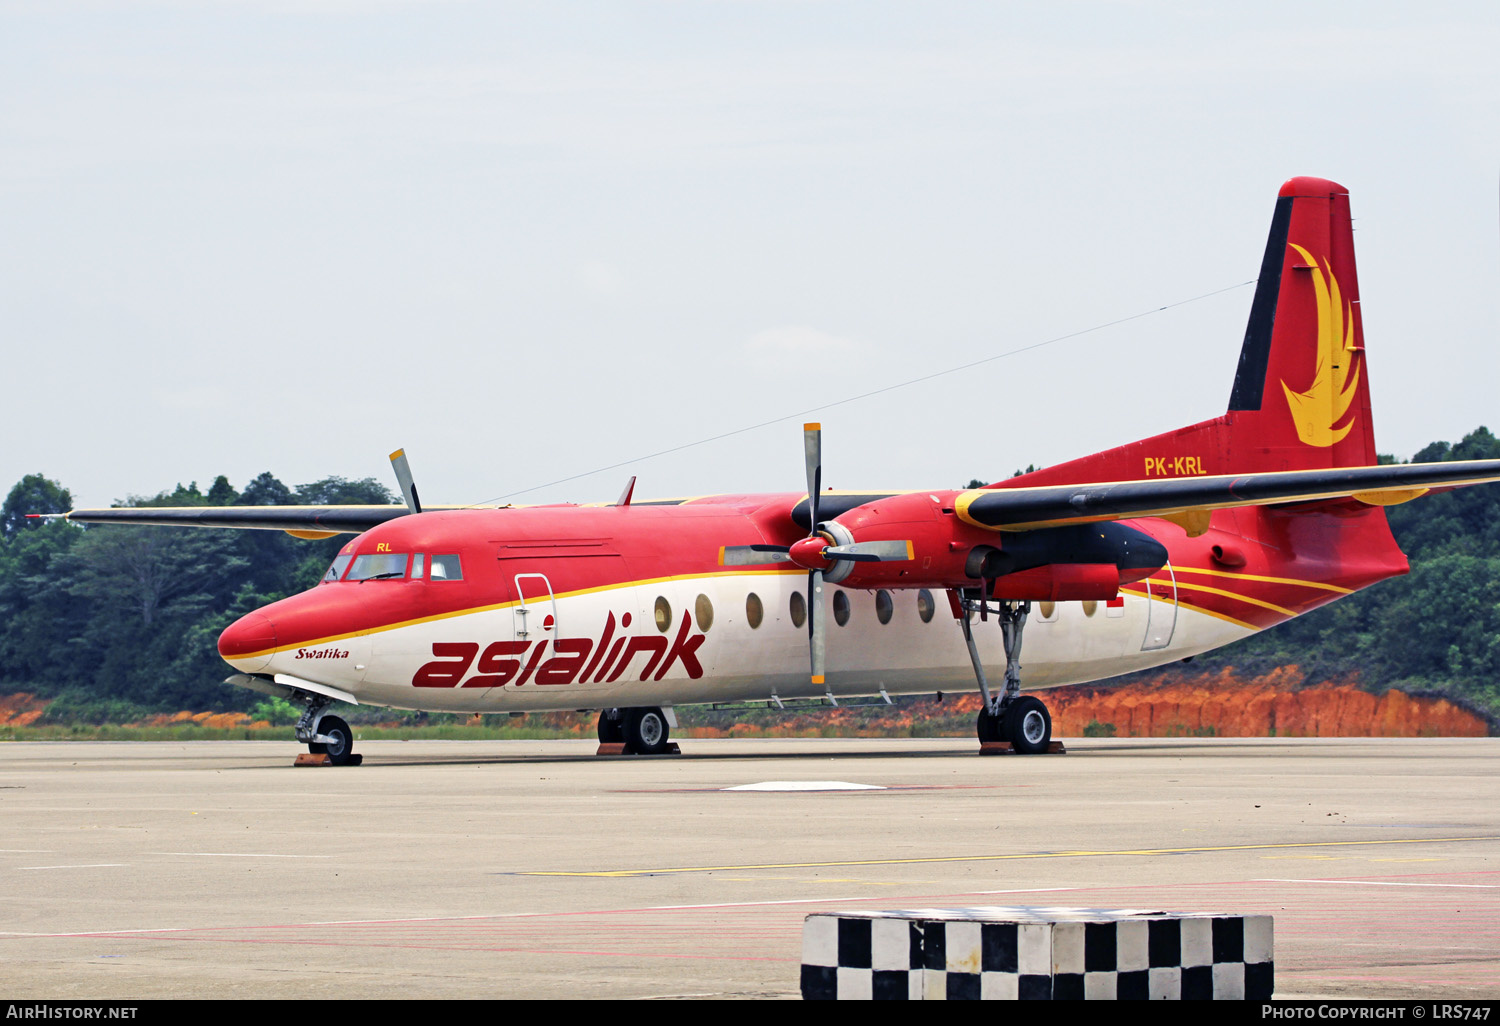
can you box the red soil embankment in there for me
[0,692,49,727]
[1040,667,1489,738]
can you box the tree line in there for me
[0,472,394,717]
[4,428,1500,720]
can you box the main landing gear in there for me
[597,706,675,755]
[296,696,360,766]
[955,591,1056,755]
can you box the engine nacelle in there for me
[818,491,1168,593]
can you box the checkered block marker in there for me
[800,906,1273,1000]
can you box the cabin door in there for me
[1141,563,1178,651]
[513,573,558,652]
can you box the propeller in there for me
[718,423,914,689]
[804,423,826,688]
[389,448,422,514]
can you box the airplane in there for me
[46,176,1500,766]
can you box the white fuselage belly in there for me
[264,574,1251,713]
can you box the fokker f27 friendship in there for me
[51,177,1500,764]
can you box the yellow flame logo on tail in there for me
[1280,243,1361,447]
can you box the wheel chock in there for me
[978,741,1067,756]
[294,753,364,767]
[595,742,682,756]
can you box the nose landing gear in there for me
[294,696,361,766]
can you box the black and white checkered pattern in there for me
[800,907,1273,1000]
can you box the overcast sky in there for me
[4,2,1498,510]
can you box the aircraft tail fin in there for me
[997,176,1378,490]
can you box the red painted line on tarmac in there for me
[65,932,799,962]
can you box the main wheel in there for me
[597,709,625,744]
[320,715,356,765]
[976,708,1004,743]
[1004,696,1051,755]
[622,707,670,755]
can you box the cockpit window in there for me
[429,554,463,581]
[346,552,409,581]
[322,554,353,583]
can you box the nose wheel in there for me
[317,715,357,765]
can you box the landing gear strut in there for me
[955,591,1055,754]
[295,696,360,766]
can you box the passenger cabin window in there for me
[429,554,463,581]
[346,552,409,581]
[833,590,851,627]
[322,555,353,583]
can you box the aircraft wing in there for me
[55,504,413,535]
[955,458,1500,532]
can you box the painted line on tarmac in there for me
[1259,877,1500,889]
[20,864,127,871]
[518,835,1500,878]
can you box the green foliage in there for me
[1082,719,1117,737]
[250,697,301,725]
[0,471,393,714]
[2,474,72,538]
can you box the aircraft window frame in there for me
[429,554,463,581]
[695,594,714,633]
[916,589,936,623]
[322,554,353,584]
[654,596,672,632]
[875,589,894,625]
[789,590,807,629]
[745,592,764,630]
[832,590,851,627]
[346,552,410,582]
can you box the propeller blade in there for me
[824,540,915,562]
[803,422,822,532]
[719,545,793,566]
[388,448,422,515]
[809,568,826,686]
[616,475,636,507]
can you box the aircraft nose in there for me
[219,611,278,672]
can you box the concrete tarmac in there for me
[1,736,1497,1000]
